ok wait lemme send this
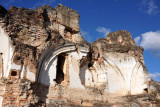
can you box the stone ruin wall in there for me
[0,4,160,107]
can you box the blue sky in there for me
[0,0,160,81]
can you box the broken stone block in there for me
[51,22,65,37]
[36,5,56,21]
[56,4,80,33]
[106,30,136,46]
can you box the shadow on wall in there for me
[79,63,88,86]
[30,82,49,106]
[38,56,57,86]
[30,54,56,106]
[54,53,66,84]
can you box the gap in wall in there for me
[55,53,66,84]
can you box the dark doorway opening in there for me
[55,53,66,84]
[11,70,17,76]
[144,88,148,93]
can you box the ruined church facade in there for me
[0,4,154,106]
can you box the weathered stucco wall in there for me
[68,51,86,89]
[103,52,149,95]
[0,26,14,78]
[39,56,58,86]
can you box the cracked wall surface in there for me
[0,4,160,106]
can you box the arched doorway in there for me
[55,53,66,84]
[37,45,76,86]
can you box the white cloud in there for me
[135,30,160,57]
[140,31,160,50]
[96,27,111,37]
[150,72,160,81]
[134,36,141,45]
[140,0,159,15]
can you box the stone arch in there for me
[104,57,127,95]
[130,60,149,95]
[37,44,76,86]
[103,53,141,95]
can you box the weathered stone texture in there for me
[1,79,39,107]
[0,4,160,107]
[106,30,136,46]
[56,4,80,32]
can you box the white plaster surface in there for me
[39,57,57,86]
[79,52,87,59]
[27,70,36,82]
[85,69,94,87]
[82,61,108,88]
[25,65,36,82]
[0,26,14,78]
[80,63,88,85]
[103,52,149,95]
[20,65,25,79]
[69,52,85,89]
[83,52,149,95]
[130,65,148,94]
[11,63,21,70]
[98,73,107,83]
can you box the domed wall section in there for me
[80,30,151,96]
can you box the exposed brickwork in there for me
[2,79,39,107]
[0,78,160,106]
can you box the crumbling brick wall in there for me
[2,79,40,107]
